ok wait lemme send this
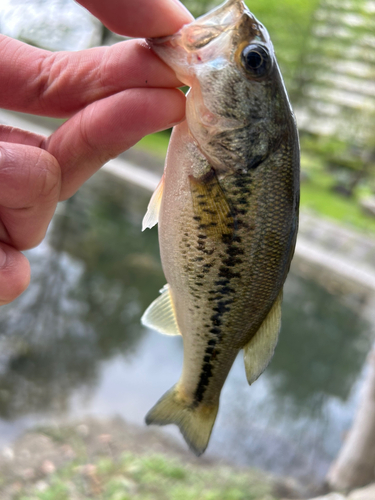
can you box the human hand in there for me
[0,0,193,305]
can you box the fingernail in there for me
[0,247,6,268]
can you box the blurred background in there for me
[0,0,375,498]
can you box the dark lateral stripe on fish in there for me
[193,235,242,406]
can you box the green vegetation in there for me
[14,430,277,500]
[135,132,170,159]
[16,454,276,500]
[245,0,320,88]
[181,0,321,87]
[181,0,219,17]
[134,134,375,234]
[300,152,375,233]
[135,0,375,236]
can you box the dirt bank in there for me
[0,416,304,499]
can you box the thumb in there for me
[0,243,30,306]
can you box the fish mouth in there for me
[147,0,261,85]
[148,0,245,51]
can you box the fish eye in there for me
[241,44,271,78]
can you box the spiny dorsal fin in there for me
[142,174,165,231]
[141,284,181,336]
[189,169,234,240]
[243,290,283,385]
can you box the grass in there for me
[137,0,375,237]
[134,132,170,159]
[15,451,276,500]
[300,153,375,234]
[9,422,279,500]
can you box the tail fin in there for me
[145,385,218,456]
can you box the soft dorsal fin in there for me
[189,169,234,240]
[142,174,165,231]
[243,290,283,385]
[141,284,181,336]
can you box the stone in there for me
[76,424,89,436]
[40,459,56,475]
[1,446,14,461]
[21,467,35,480]
[75,463,99,480]
[35,480,49,492]
[0,0,103,51]
[98,434,112,444]
[348,483,375,500]
[308,494,347,500]
[60,444,76,459]
[360,197,375,217]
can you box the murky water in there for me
[0,171,372,484]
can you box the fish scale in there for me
[141,0,300,456]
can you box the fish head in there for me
[148,0,297,175]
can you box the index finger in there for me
[77,0,194,37]
[0,37,182,117]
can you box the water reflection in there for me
[271,274,370,411]
[0,171,372,481]
[0,174,164,419]
[212,273,371,481]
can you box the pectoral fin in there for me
[141,284,181,336]
[243,291,283,385]
[189,169,234,239]
[142,174,164,231]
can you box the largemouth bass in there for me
[141,0,300,456]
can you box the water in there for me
[0,171,372,485]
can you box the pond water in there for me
[0,171,372,486]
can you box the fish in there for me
[141,0,300,456]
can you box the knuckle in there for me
[0,144,61,205]
[79,107,97,154]
[32,52,64,111]
[79,106,114,165]
[33,150,61,201]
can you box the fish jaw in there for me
[147,0,268,86]
[147,0,285,174]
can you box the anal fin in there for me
[141,284,181,336]
[243,290,283,385]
